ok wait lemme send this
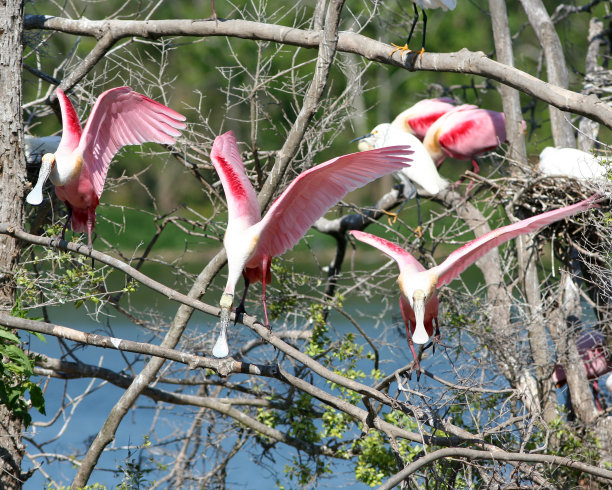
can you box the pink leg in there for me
[432,318,441,354]
[593,381,603,411]
[87,209,95,251]
[261,255,271,329]
[471,159,480,174]
[87,210,95,267]
[407,336,422,381]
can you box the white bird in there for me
[356,123,449,196]
[538,147,608,181]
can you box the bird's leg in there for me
[414,194,423,238]
[211,0,216,20]
[432,318,441,354]
[389,3,419,57]
[380,208,399,225]
[61,205,73,241]
[87,209,95,267]
[407,336,422,382]
[464,159,480,194]
[471,158,480,174]
[261,255,271,330]
[408,8,427,66]
[234,276,250,325]
[592,380,603,411]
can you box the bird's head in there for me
[350,132,374,151]
[352,124,394,151]
[26,153,56,205]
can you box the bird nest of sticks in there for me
[473,163,611,267]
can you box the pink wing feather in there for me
[210,131,261,224]
[76,87,187,198]
[349,230,425,274]
[256,146,413,259]
[434,195,599,287]
[437,109,507,160]
[398,98,456,139]
[55,88,83,153]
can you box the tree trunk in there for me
[0,0,27,488]
[519,0,575,148]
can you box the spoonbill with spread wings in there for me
[26,87,186,249]
[210,131,413,358]
[350,194,599,375]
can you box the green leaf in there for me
[0,328,20,344]
[29,331,46,343]
[28,383,46,415]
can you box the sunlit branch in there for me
[23,15,612,129]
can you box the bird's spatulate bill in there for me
[411,290,429,344]
[213,293,233,358]
[26,156,53,205]
[212,316,230,358]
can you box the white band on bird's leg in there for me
[220,292,234,309]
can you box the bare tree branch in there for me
[23,15,612,129]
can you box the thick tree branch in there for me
[0,312,277,377]
[379,446,612,490]
[22,16,612,130]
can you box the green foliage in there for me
[353,413,423,488]
[284,455,331,488]
[354,430,396,486]
[47,484,107,490]
[116,438,155,489]
[305,303,330,358]
[0,305,46,428]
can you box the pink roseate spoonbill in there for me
[350,195,599,376]
[390,0,457,60]
[553,330,612,411]
[392,97,456,140]
[539,147,608,181]
[423,105,513,174]
[26,87,187,249]
[210,131,414,358]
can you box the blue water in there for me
[23,287,612,489]
[24,296,423,489]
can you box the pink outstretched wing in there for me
[55,88,83,153]
[256,146,413,259]
[349,230,425,274]
[210,131,261,224]
[435,195,599,287]
[76,86,187,199]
